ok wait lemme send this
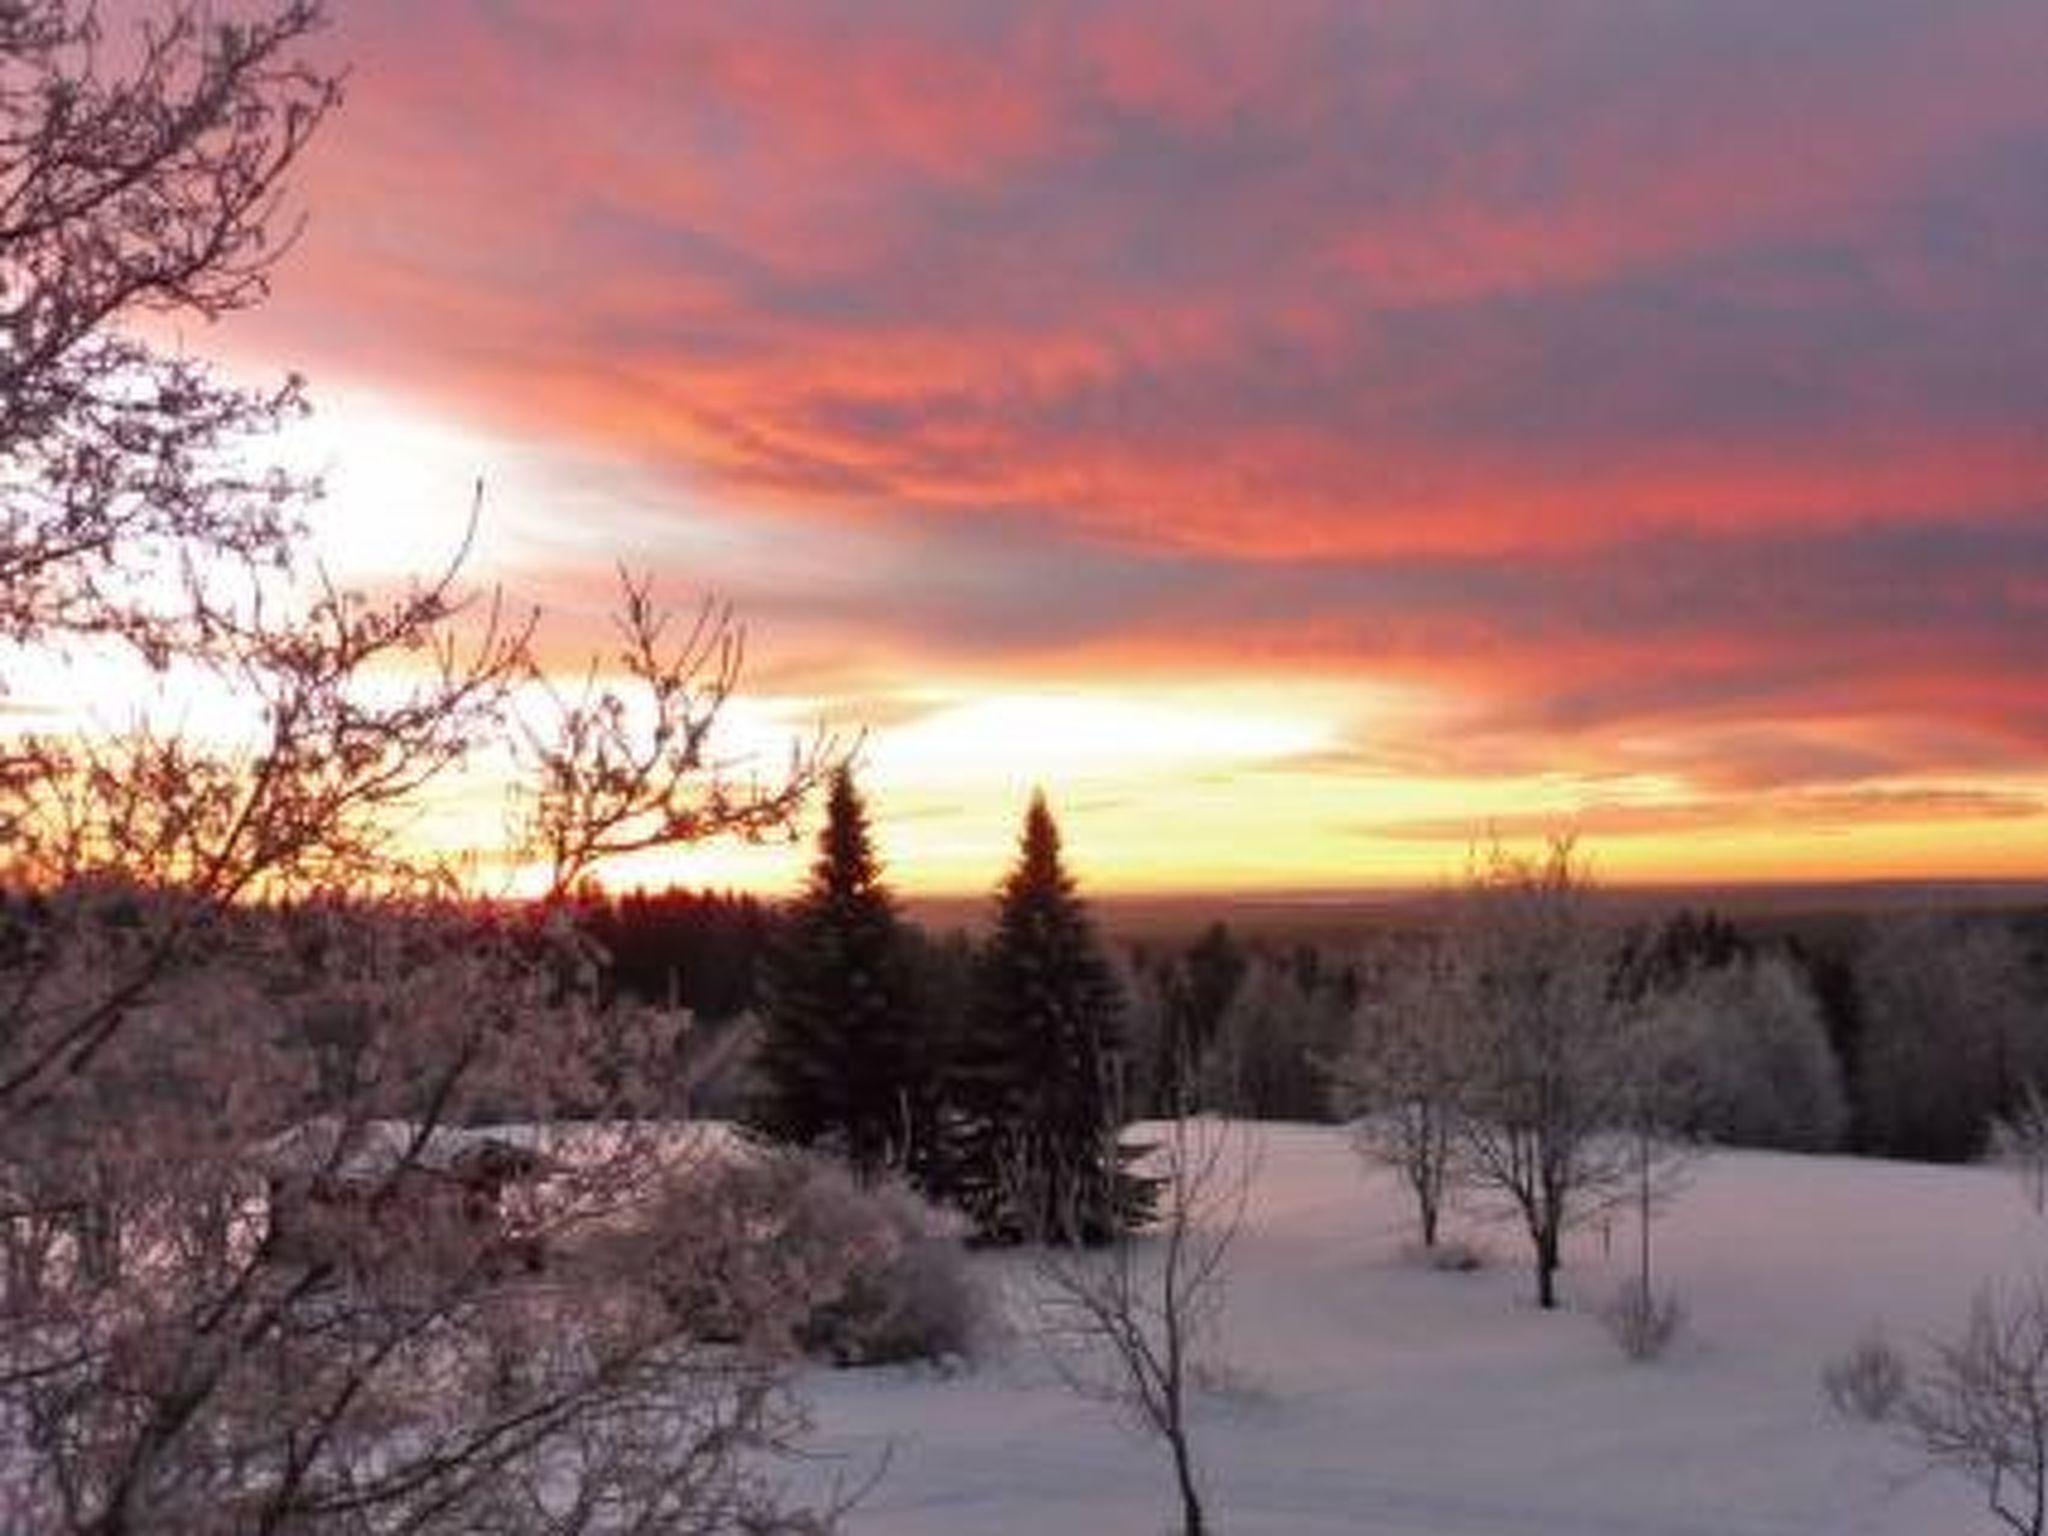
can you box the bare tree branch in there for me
[1016,1062,1256,1536]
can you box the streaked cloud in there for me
[188,0,2048,886]
[1372,787,2048,845]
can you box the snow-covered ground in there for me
[804,1125,2048,1534]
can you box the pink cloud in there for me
[186,0,2048,848]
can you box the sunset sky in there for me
[179,0,2048,895]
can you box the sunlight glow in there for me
[79,385,2048,903]
[866,692,1332,789]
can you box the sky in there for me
[175,0,2048,895]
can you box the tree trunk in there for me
[1169,1425,1206,1536]
[1637,1127,1654,1297]
[1534,1223,1561,1310]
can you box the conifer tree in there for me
[1151,921,1247,1113]
[750,767,939,1186]
[952,792,1156,1243]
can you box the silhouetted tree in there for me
[750,767,941,1187]
[1786,932,1870,1145]
[1615,909,1752,1001]
[951,793,1155,1244]
[1200,951,1352,1121]
[1151,923,1247,1111]
[1853,914,2044,1162]
[579,886,776,1021]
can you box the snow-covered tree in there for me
[1648,951,1848,1151]
[0,6,841,1529]
[1442,840,1669,1310]
[1337,937,1471,1249]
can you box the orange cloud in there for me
[178,0,2048,887]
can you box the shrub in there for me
[799,1176,983,1367]
[1822,1327,1906,1422]
[1601,1278,1685,1362]
[1990,1085,2048,1216]
[635,1146,982,1367]
[1895,1285,2048,1535]
[1399,1237,1488,1273]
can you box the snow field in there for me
[806,1125,2048,1534]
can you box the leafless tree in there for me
[1336,937,1469,1250]
[1440,839,1671,1311]
[0,0,525,1109]
[1018,1071,1256,1536]
[1993,1086,2048,1217]
[0,0,335,657]
[516,573,826,900]
[1597,1093,1690,1361]
[0,4,844,1530]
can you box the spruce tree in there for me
[749,767,939,1186]
[952,792,1157,1244]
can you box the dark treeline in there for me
[573,887,777,1022]
[25,848,2039,1223]
[1122,926,1361,1123]
[577,860,2048,1170]
[1773,908,2048,1161]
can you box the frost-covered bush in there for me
[1823,1327,1906,1422]
[638,1146,982,1367]
[802,1176,983,1367]
[1399,1237,1487,1272]
[3,902,835,1536]
[1600,1278,1685,1362]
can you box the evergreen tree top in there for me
[806,765,886,904]
[984,791,1117,1019]
[1001,789,1077,907]
[958,789,1153,1244]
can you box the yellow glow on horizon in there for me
[15,634,2048,902]
[564,694,2048,900]
[42,385,2038,906]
